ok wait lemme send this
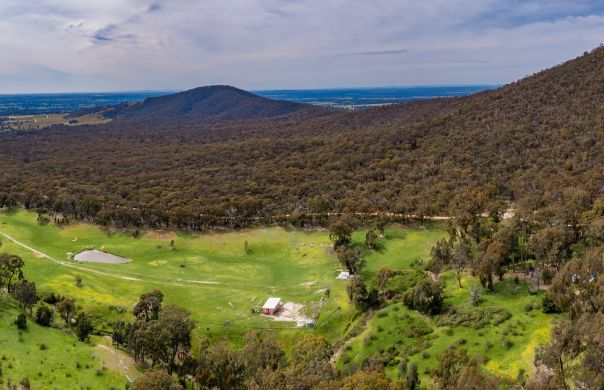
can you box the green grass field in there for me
[0,210,342,335]
[0,209,553,387]
[340,271,554,384]
[0,210,443,338]
[0,298,127,389]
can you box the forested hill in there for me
[0,47,602,229]
[102,85,327,125]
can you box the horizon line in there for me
[0,83,500,96]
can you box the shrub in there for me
[37,213,50,225]
[14,313,27,330]
[40,291,60,305]
[402,288,415,309]
[347,275,370,310]
[108,305,126,314]
[412,280,444,315]
[380,270,427,299]
[20,378,31,390]
[542,268,554,284]
[76,313,93,342]
[365,229,379,249]
[405,324,433,338]
[436,307,512,329]
[541,293,561,314]
[517,368,527,386]
[502,338,513,350]
[469,285,481,306]
[35,305,53,327]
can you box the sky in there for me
[0,0,603,93]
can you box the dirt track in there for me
[0,229,219,287]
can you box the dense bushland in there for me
[0,48,602,230]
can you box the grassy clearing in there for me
[339,271,555,384]
[0,210,342,338]
[0,209,553,386]
[3,112,111,131]
[0,298,126,389]
[357,226,445,276]
[0,209,554,386]
[0,210,445,349]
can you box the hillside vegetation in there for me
[0,297,127,389]
[0,47,603,390]
[103,85,326,125]
[3,195,601,389]
[0,49,601,230]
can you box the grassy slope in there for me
[0,298,126,389]
[0,209,551,386]
[340,270,554,385]
[0,211,444,347]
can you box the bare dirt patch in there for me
[267,302,309,322]
[95,342,138,382]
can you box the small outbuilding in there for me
[336,271,351,280]
[262,297,282,315]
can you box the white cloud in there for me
[0,0,603,92]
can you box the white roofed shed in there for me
[262,297,282,315]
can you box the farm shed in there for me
[262,297,282,315]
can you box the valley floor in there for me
[0,209,555,387]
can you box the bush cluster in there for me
[436,307,512,329]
